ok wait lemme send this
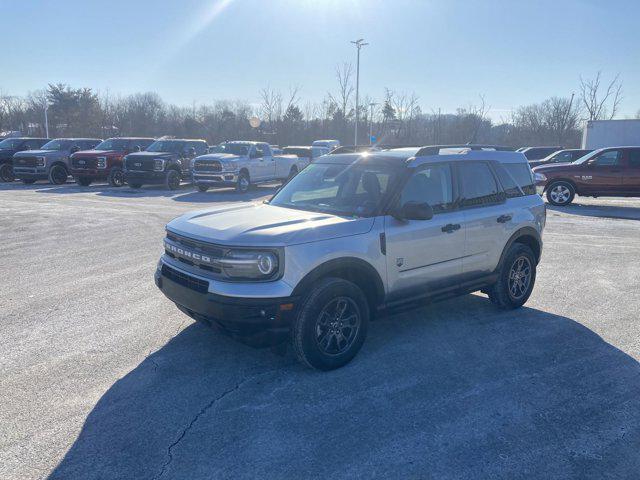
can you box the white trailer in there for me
[582,119,640,149]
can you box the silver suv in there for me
[155,149,545,370]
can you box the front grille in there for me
[161,264,208,293]
[194,159,222,172]
[14,156,39,167]
[166,232,225,258]
[72,157,98,169]
[126,157,155,171]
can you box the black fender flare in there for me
[291,257,385,307]
[497,227,543,270]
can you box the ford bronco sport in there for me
[156,149,545,370]
[123,138,208,190]
[71,137,155,187]
[534,146,640,206]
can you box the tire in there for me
[197,185,209,192]
[546,181,575,206]
[76,176,92,187]
[0,163,15,182]
[291,277,369,371]
[108,167,125,187]
[488,243,537,310]
[165,169,180,190]
[236,171,250,193]
[49,164,68,185]
[127,182,142,189]
[22,179,36,185]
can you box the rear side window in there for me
[495,163,536,197]
[627,149,640,167]
[458,162,502,207]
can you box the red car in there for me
[533,146,640,205]
[71,137,154,186]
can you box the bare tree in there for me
[259,86,283,126]
[579,71,623,120]
[328,63,354,120]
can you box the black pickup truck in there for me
[123,139,208,190]
[0,137,49,182]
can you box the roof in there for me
[109,137,155,140]
[412,150,528,167]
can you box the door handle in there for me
[441,223,461,233]
[497,214,512,223]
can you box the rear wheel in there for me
[197,185,209,192]
[236,171,250,193]
[76,176,92,187]
[0,163,15,182]
[166,169,180,190]
[49,164,68,185]
[488,243,536,309]
[546,181,575,206]
[291,277,369,370]
[108,167,125,187]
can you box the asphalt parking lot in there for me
[1,182,640,480]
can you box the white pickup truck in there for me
[192,141,309,192]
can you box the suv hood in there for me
[13,149,58,157]
[167,203,374,247]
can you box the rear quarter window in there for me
[495,163,536,197]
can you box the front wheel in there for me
[488,243,536,309]
[49,165,68,185]
[108,167,125,187]
[291,277,369,370]
[0,163,15,182]
[546,181,575,206]
[76,176,92,187]
[236,171,250,193]
[165,170,180,190]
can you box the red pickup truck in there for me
[71,137,154,186]
[533,146,640,205]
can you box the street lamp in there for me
[368,102,377,145]
[351,38,368,146]
[43,100,49,138]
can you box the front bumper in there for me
[13,167,48,180]
[155,261,297,334]
[124,170,167,185]
[536,183,546,196]
[193,171,238,186]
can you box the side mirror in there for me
[187,147,197,157]
[70,145,81,154]
[134,145,142,152]
[398,201,434,221]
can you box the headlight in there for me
[154,159,165,171]
[222,161,239,171]
[97,157,107,169]
[36,156,45,167]
[534,172,547,182]
[220,250,279,280]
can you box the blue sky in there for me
[2,0,638,120]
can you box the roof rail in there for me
[415,144,515,156]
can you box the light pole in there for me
[368,102,377,145]
[43,101,49,138]
[351,38,368,146]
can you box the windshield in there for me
[0,138,23,149]
[146,140,185,153]
[269,161,401,217]
[95,139,129,151]
[219,144,250,155]
[41,139,71,151]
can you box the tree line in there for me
[0,71,628,148]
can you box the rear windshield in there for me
[495,163,536,197]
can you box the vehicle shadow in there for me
[546,201,640,221]
[48,294,640,479]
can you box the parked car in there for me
[155,149,544,370]
[519,146,562,161]
[13,138,101,185]
[534,146,640,206]
[312,139,341,150]
[270,145,283,155]
[282,146,328,163]
[123,139,208,190]
[71,137,155,187]
[528,148,592,168]
[192,141,310,192]
[0,137,49,182]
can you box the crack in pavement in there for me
[152,367,287,479]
